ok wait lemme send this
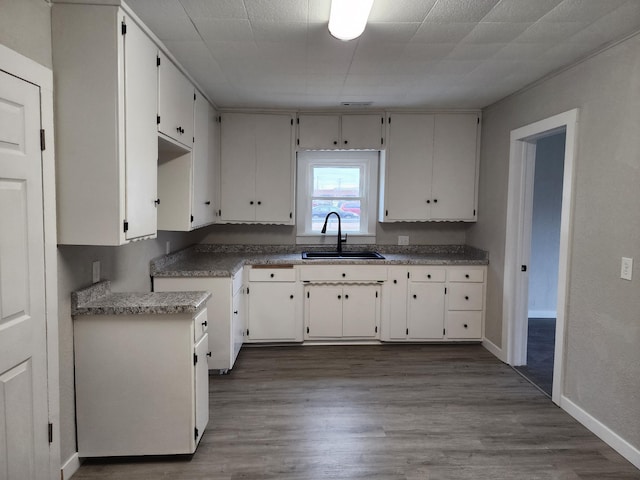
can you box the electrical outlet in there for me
[621,257,633,281]
[398,235,409,246]
[165,241,171,255]
[92,261,100,284]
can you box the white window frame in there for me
[296,150,378,245]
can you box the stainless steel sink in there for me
[301,251,385,260]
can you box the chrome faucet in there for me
[321,211,347,253]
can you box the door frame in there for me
[502,109,578,406]
[0,44,60,477]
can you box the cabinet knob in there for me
[344,140,348,145]
[290,295,294,299]
[333,140,338,145]
[205,201,211,205]
[270,273,275,278]
[206,352,212,357]
[465,274,470,278]
[427,274,431,279]
[342,273,346,278]
[433,198,438,203]
[202,321,207,327]
[426,199,431,204]
[257,201,262,205]
[234,310,239,315]
[413,294,417,299]
[393,279,397,284]
[463,324,468,329]
[345,294,349,299]
[250,201,254,205]
[465,296,469,300]
[338,295,341,299]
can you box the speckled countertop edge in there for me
[150,244,489,278]
[72,280,212,316]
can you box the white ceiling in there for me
[125,0,640,110]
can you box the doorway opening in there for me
[514,132,566,396]
[503,109,578,406]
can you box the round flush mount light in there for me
[328,0,375,41]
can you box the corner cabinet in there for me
[73,308,209,456]
[297,113,385,150]
[53,3,158,245]
[380,113,480,222]
[219,113,295,224]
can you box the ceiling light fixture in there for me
[328,0,374,41]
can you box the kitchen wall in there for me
[468,33,640,450]
[528,133,565,317]
[200,221,469,245]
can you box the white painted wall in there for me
[468,33,640,450]
[528,133,565,318]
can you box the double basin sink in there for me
[301,251,385,260]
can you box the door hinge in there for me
[307,291,309,298]
[193,353,198,365]
[247,328,250,336]
[290,118,293,125]
[191,214,194,222]
[194,427,199,441]
[473,209,476,216]
[375,291,378,298]
[381,137,384,145]
[375,326,378,333]
[157,115,161,125]
[306,326,309,334]
[123,220,129,233]
[40,129,45,151]
[521,265,527,272]
[121,21,127,35]
[156,55,160,67]
[48,423,53,444]
[445,287,447,294]
[406,328,409,335]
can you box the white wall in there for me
[468,34,640,450]
[528,133,565,317]
[0,0,51,69]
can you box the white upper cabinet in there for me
[157,93,217,231]
[157,52,195,148]
[297,114,384,150]
[380,113,480,222]
[220,113,295,224]
[53,4,158,245]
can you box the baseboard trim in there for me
[561,395,640,470]
[61,452,81,480]
[482,337,505,362]
[528,310,557,318]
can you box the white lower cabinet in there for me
[73,308,209,456]
[246,266,302,342]
[382,265,486,341]
[305,284,380,339]
[155,272,244,372]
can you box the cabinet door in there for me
[254,114,294,223]
[232,288,244,361]
[124,18,158,240]
[342,285,379,338]
[248,282,298,341]
[158,52,194,146]
[386,270,409,340]
[383,114,434,221]
[431,114,479,220]
[220,113,257,221]
[297,114,340,149]
[305,285,343,338]
[194,333,209,447]
[341,114,384,150]
[407,283,445,339]
[192,94,216,227]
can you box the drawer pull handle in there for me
[202,321,208,327]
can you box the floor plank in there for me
[72,344,639,480]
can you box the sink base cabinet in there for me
[73,311,208,457]
[154,274,244,372]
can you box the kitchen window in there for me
[296,151,379,244]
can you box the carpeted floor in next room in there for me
[514,317,556,396]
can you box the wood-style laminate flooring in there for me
[73,344,640,479]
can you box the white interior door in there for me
[0,70,49,479]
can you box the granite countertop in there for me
[72,280,211,316]
[151,244,489,278]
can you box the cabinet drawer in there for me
[448,284,483,310]
[409,267,446,282]
[447,311,482,339]
[249,266,296,282]
[299,265,387,282]
[448,268,484,283]
[194,308,208,342]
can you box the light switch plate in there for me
[398,235,409,246]
[92,261,100,284]
[621,257,633,281]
